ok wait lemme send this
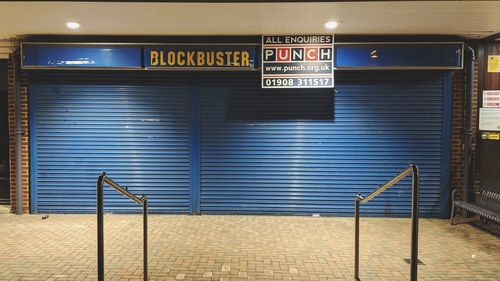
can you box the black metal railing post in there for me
[354,194,362,281]
[410,163,420,281]
[142,195,148,281]
[97,173,105,281]
[354,163,420,281]
[96,172,149,281]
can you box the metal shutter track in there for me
[31,85,190,213]
[200,74,446,216]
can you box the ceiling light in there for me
[66,22,81,29]
[324,21,339,29]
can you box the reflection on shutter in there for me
[31,85,190,213]
[200,73,447,216]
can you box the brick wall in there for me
[7,54,29,213]
[449,63,480,201]
[471,62,480,194]
[450,71,465,193]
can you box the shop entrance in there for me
[28,71,451,216]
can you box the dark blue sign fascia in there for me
[22,44,142,69]
[144,45,258,70]
[21,42,463,70]
[335,43,463,69]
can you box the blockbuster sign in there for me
[144,45,257,70]
[261,35,334,88]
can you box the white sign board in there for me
[483,90,500,108]
[261,35,334,88]
[479,108,500,131]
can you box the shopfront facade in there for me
[8,36,466,217]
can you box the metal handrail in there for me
[354,163,420,281]
[97,172,149,281]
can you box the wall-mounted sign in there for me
[22,44,142,69]
[335,43,463,69]
[487,55,500,73]
[22,41,464,71]
[261,35,334,88]
[481,131,500,141]
[483,90,500,108]
[144,45,257,70]
[479,108,500,131]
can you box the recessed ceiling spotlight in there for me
[66,22,81,29]
[324,21,339,29]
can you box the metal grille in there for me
[30,84,191,213]
[200,73,448,216]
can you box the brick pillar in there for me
[471,62,480,194]
[449,62,480,201]
[7,54,29,213]
[450,70,465,195]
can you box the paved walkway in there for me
[0,205,9,214]
[0,215,498,281]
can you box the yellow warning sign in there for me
[487,55,500,73]
[481,131,500,140]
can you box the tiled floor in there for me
[0,214,498,280]
[0,205,10,214]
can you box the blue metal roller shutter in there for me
[30,84,191,213]
[200,73,451,216]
